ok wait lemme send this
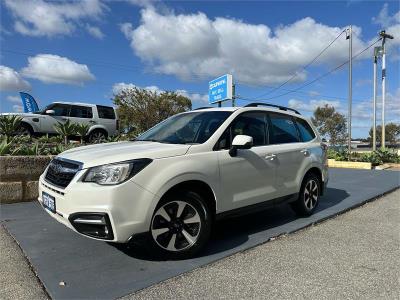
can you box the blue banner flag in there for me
[19,92,39,113]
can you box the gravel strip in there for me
[0,223,48,300]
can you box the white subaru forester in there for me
[38,103,328,258]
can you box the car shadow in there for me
[110,187,349,261]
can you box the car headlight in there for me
[83,159,152,185]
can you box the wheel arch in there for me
[88,126,108,136]
[19,121,35,133]
[303,166,324,195]
[158,180,217,219]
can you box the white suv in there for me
[38,103,328,258]
[7,102,118,142]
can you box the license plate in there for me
[42,192,56,213]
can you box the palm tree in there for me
[75,123,90,144]
[54,120,77,145]
[0,115,23,142]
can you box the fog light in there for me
[69,213,114,240]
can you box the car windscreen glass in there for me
[51,104,70,116]
[136,111,232,144]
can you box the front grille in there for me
[45,158,81,188]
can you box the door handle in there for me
[265,154,277,161]
[89,120,96,124]
[300,149,310,156]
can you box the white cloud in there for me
[121,8,369,86]
[13,104,23,113]
[4,0,106,37]
[112,82,208,106]
[372,3,400,28]
[288,99,342,112]
[21,54,95,85]
[0,65,31,91]
[372,4,400,58]
[86,24,104,39]
[288,88,400,131]
[7,95,21,103]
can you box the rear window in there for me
[70,105,93,118]
[268,112,300,144]
[97,105,115,119]
[295,118,316,142]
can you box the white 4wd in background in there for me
[5,102,118,142]
[38,103,328,258]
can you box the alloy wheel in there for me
[304,179,319,210]
[151,201,202,252]
[90,131,105,143]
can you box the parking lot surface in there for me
[128,189,400,300]
[0,168,399,299]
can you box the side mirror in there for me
[45,109,55,115]
[229,135,253,157]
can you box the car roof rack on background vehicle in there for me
[243,102,301,115]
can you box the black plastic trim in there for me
[69,212,114,240]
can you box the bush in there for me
[328,148,400,165]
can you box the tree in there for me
[369,123,400,146]
[113,87,192,136]
[311,105,347,146]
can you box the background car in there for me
[3,102,118,142]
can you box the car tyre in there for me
[291,173,320,216]
[149,190,212,259]
[88,129,107,143]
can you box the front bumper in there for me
[38,172,160,243]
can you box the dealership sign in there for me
[208,74,233,104]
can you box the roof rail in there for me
[193,106,213,110]
[244,102,301,115]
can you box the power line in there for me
[239,37,382,103]
[254,29,347,99]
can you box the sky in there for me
[0,0,399,138]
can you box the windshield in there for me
[136,111,232,144]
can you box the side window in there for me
[231,112,267,147]
[268,113,300,144]
[51,104,70,117]
[70,105,93,119]
[296,118,316,142]
[97,105,115,119]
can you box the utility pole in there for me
[346,26,353,158]
[372,47,380,151]
[379,30,394,149]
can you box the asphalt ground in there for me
[128,189,400,300]
[0,168,399,299]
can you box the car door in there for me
[69,105,94,128]
[41,104,71,133]
[266,112,310,198]
[216,111,278,212]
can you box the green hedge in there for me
[327,148,400,165]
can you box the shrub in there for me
[0,115,23,142]
[54,120,77,145]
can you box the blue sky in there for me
[1,0,399,138]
